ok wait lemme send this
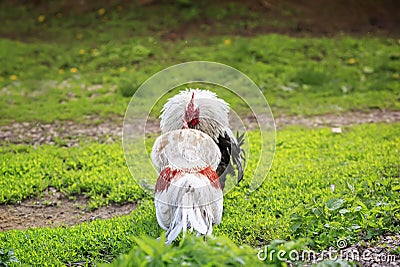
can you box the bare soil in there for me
[1,110,399,146]
[0,187,136,231]
[308,235,400,267]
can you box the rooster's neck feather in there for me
[160,89,230,137]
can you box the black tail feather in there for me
[216,131,246,189]
[233,131,245,183]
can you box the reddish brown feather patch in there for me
[199,166,221,189]
[155,166,221,192]
[155,167,181,193]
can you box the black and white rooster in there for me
[159,89,245,189]
[151,128,223,244]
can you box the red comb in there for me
[184,92,199,121]
[189,92,195,108]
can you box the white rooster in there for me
[159,89,245,189]
[151,128,223,244]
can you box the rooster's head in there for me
[183,92,200,129]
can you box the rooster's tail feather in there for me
[165,186,213,244]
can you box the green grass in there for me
[1,35,399,125]
[1,123,398,265]
[100,235,270,267]
[0,142,148,209]
[1,2,399,125]
[99,236,356,267]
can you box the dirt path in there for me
[0,187,136,231]
[1,110,399,146]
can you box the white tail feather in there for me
[165,207,182,244]
[164,185,216,244]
